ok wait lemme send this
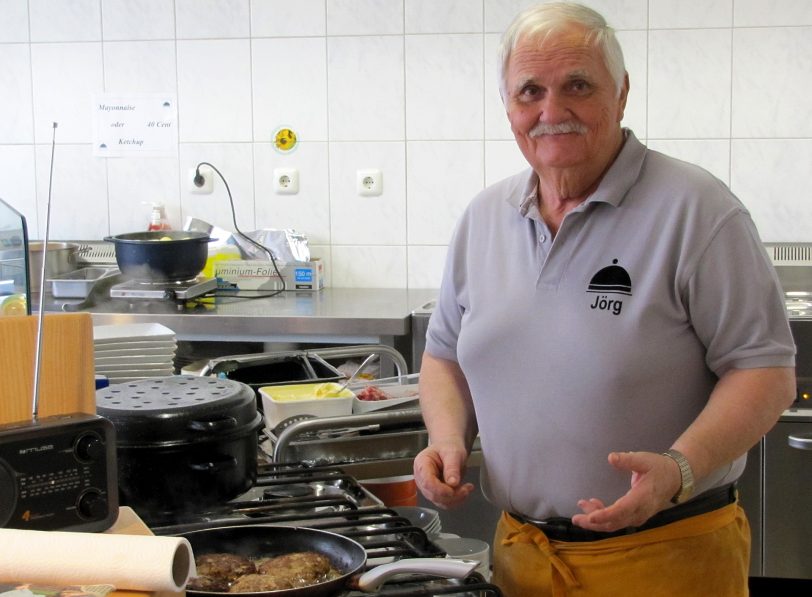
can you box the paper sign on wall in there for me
[92,94,177,157]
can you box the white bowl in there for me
[260,382,354,430]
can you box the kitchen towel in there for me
[0,528,195,592]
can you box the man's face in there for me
[504,25,628,174]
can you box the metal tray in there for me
[48,267,119,298]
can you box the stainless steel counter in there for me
[46,287,438,345]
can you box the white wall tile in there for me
[327,0,403,35]
[407,141,482,245]
[484,0,648,33]
[327,36,404,141]
[731,139,812,242]
[328,141,406,245]
[102,0,176,41]
[408,245,447,288]
[649,0,732,29]
[29,0,101,42]
[103,41,177,93]
[647,29,731,139]
[177,40,253,142]
[646,139,730,186]
[252,38,327,143]
[253,142,330,244]
[0,44,34,144]
[0,145,37,236]
[405,34,483,140]
[34,144,108,239]
[484,139,526,185]
[106,157,180,234]
[179,143,255,233]
[175,0,250,39]
[30,43,104,144]
[734,0,812,27]
[405,0,483,33]
[251,0,326,37]
[331,245,407,288]
[0,0,30,42]
[732,27,812,138]
[484,33,511,140]
[617,30,647,138]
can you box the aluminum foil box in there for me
[214,259,324,291]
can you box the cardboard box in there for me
[214,259,324,291]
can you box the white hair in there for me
[497,2,626,101]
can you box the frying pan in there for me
[179,525,477,596]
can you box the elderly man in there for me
[413,2,796,596]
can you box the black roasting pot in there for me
[103,230,213,282]
[95,376,263,517]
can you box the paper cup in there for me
[361,474,418,507]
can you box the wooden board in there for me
[0,313,95,424]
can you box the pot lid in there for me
[96,375,258,444]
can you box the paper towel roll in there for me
[0,528,194,592]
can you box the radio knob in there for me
[74,432,105,463]
[77,490,108,520]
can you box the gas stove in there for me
[149,462,501,596]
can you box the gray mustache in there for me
[529,121,588,137]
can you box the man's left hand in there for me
[571,451,682,532]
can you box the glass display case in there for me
[0,197,31,316]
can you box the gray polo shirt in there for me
[426,130,795,519]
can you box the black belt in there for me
[509,483,737,542]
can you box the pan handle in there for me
[355,558,478,592]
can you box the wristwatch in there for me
[662,449,695,504]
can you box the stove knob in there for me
[76,489,108,520]
[0,459,17,526]
[74,431,105,463]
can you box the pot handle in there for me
[187,455,238,473]
[355,558,477,592]
[187,417,238,433]
[102,236,114,243]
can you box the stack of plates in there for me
[93,323,177,384]
[392,506,442,538]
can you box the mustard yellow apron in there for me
[492,503,750,597]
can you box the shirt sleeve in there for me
[686,209,796,376]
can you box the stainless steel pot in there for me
[28,241,79,291]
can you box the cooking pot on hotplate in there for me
[103,231,214,281]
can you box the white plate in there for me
[93,323,175,344]
[95,362,174,373]
[94,344,177,362]
[95,354,175,366]
[94,340,177,352]
[99,367,175,377]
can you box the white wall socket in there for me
[273,167,299,194]
[357,169,382,196]
[189,165,213,194]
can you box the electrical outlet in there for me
[273,167,299,195]
[357,169,382,196]
[189,165,213,194]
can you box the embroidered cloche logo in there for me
[587,258,632,316]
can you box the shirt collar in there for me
[507,128,646,216]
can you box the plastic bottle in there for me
[146,203,171,231]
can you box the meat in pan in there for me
[195,553,257,582]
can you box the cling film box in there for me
[214,259,324,291]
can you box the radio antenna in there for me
[31,122,58,421]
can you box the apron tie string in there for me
[503,523,580,593]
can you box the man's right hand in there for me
[413,442,475,509]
